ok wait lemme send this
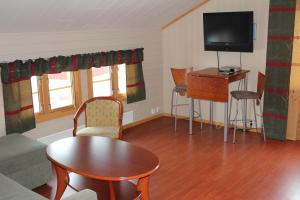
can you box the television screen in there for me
[203,11,253,52]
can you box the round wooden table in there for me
[46,136,159,200]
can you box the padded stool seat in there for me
[0,134,51,189]
[174,84,187,93]
[231,91,259,100]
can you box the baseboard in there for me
[38,112,263,144]
[286,135,297,141]
[38,125,84,145]
[161,112,262,134]
[123,113,164,130]
[38,114,162,144]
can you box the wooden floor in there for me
[34,117,300,200]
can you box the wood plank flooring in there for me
[34,117,300,200]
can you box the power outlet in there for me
[156,107,160,113]
[151,108,156,114]
[151,106,161,115]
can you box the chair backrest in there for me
[171,67,193,87]
[257,72,266,104]
[85,97,122,127]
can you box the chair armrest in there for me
[73,103,86,136]
[62,189,97,200]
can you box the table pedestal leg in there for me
[137,176,150,200]
[53,164,69,200]
[108,181,116,200]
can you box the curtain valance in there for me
[1,48,144,83]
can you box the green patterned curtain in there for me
[2,79,35,133]
[125,49,146,103]
[264,0,296,140]
[1,48,144,82]
[1,48,145,134]
[126,62,146,103]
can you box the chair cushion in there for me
[0,172,47,200]
[0,134,48,176]
[231,91,259,100]
[0,134,51,189]
[76,127,119,139]
[174,85,187,93]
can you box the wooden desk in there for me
[47,136,159,200]
[187,68,249,142]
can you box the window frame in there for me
[87,65,126,100]
[33,71,82,123]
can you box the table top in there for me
[187,67,249,102]
[189,67,249,79]
[46,136,159,181]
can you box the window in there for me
[87,64,126,100]
[31,71,82,122]
[90,66,112,97]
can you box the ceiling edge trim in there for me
[161,0,210,30]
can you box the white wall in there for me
[162,0,270,126]
[0,28,163,138]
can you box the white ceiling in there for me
[0,0,204,33]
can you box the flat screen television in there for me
[203,11,254,52]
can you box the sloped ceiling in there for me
[0,0,204,33]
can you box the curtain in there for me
[126,62,146,103]
[2,80,35,134]
[125,49,146,103]
[1,61,36,133]
[264,0,296,140]
[0,48,145,134]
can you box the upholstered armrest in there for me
[62,189,97,200]
[73,103,86,136]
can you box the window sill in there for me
[115,94,127,102]
[35,106,77,123]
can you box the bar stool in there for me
[170,67,202,131]
[230,72,266,143]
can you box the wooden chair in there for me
[73,97,123,139]
[170,67,202,131]
[230,72,266,143]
